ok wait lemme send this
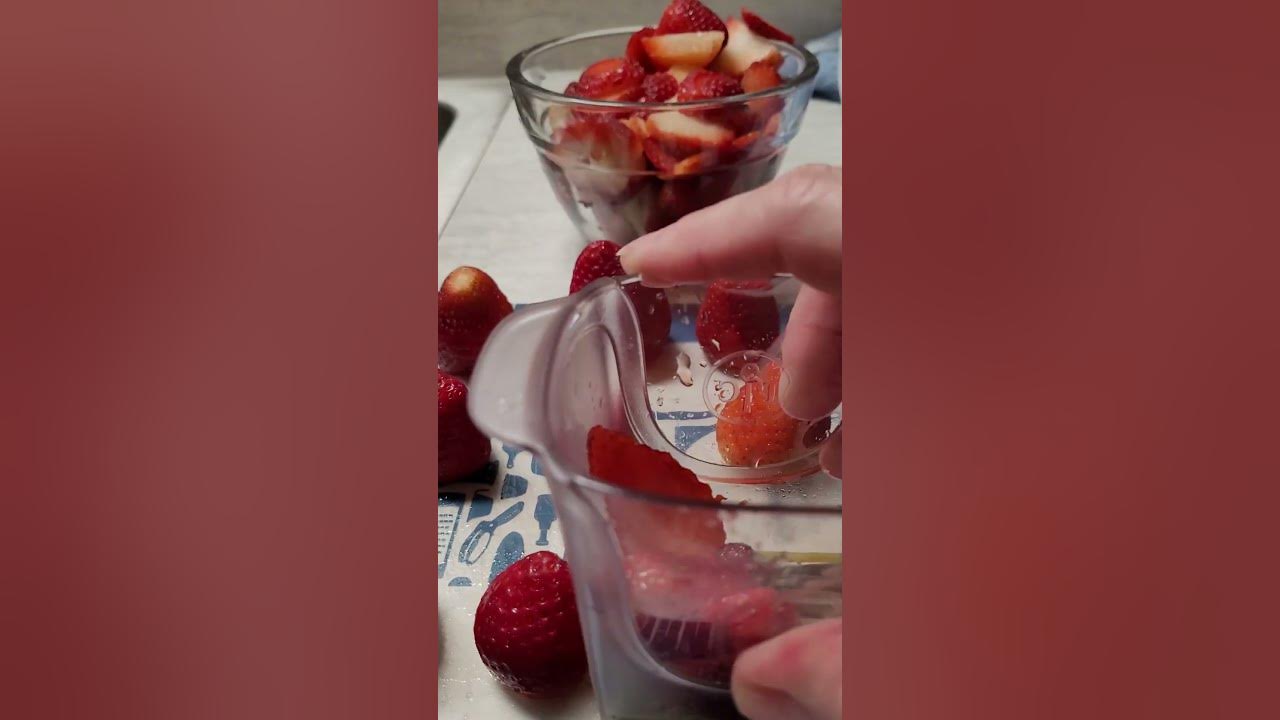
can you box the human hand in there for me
[618,164,843,477]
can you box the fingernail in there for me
[616,242,640,274]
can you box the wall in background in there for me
[439,0,841,77]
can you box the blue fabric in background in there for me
[806,30,841,102]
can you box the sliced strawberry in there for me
[666,64,698,83]
[643,138,680,175]
[645,111,736,158]
[554,118,645,170]
[641,72,679,103]
[761,111,782,137]
[740,60,784,93]
[576,57,646,100]
[656,0,727,35]
[552,118,647,202]
[646,172,738,231]
[702,586,798,653]
[712,16,783,76]
[676,69,743,102]
[740,8,795,44]
[715,362,803,466]
[626,27,658,71]
[622,114,650,140]
[587,426,726,558]
[641,31,726,71]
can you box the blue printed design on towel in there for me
[448,577,472,587]
[675,425,716,452]
[501,474,528,499]
[489,532,525,581]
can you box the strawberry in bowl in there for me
[506,2,819,244]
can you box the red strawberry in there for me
[741,60,786,126]
[711,16,783,76]
[569,239,626,293]
[473,551,587,697]
[588,426,726,557]
[702,586,798,653]
[715,362,802,466]
[569,241,672,362]
[740,59,783,93]
[626,550,759,616]
[438,370,492,483]
[626,27,657,70]
[576,57,646,100]
[641,31,726,71]
[641,72,679,103]
[676,69,743,102]
[695,279,780,364]
[741,8,796,44]
[439,266,514,375]
[657,0,728,36]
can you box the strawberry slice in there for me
[626,27,658,71]
[552,118,647,202]
[656,0,727,35]
[712,16,783,76]
[576,57,646,100]
[741,8,795,44]
[715,362,803,466]
[641,31,726,71]
[740,60,783,93]
[645,111,736,158]
[641,72,679,103]
[587,426,726,558]
[702,586,798,653]
[666,65,698,83]
[740,60,786,128]
[676,69,743,102]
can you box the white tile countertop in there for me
[436,82,842,720]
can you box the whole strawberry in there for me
[695,279,780,364]
[438,370,491,483]
[715,362,801,466]
[570,241,672,363]
[473,551,587,697]
[438,266,513,375]
[657,0,727,35]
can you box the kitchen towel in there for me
[807,30,842,102]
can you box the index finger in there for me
[617,164,843,294]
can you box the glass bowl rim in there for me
[505,25,821,111]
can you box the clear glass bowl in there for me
[506,28,820,245]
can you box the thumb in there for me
[731,618,843,720]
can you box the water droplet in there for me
[675,352,694,386]
[656,397,664,407]
[698,360,707,368]
[741,362,760,382]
